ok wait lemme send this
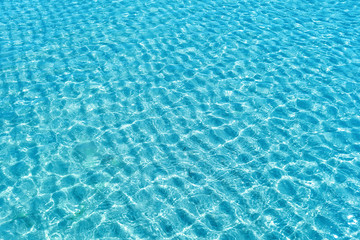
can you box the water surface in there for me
[0,0,360,239]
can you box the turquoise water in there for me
[1,0,360,239]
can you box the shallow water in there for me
[0,0,360,239]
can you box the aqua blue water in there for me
[1,0,360,239]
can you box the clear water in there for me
[1,0,360,239]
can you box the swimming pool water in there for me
[1,0,360,239]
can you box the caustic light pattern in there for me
[0,0,360,239]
